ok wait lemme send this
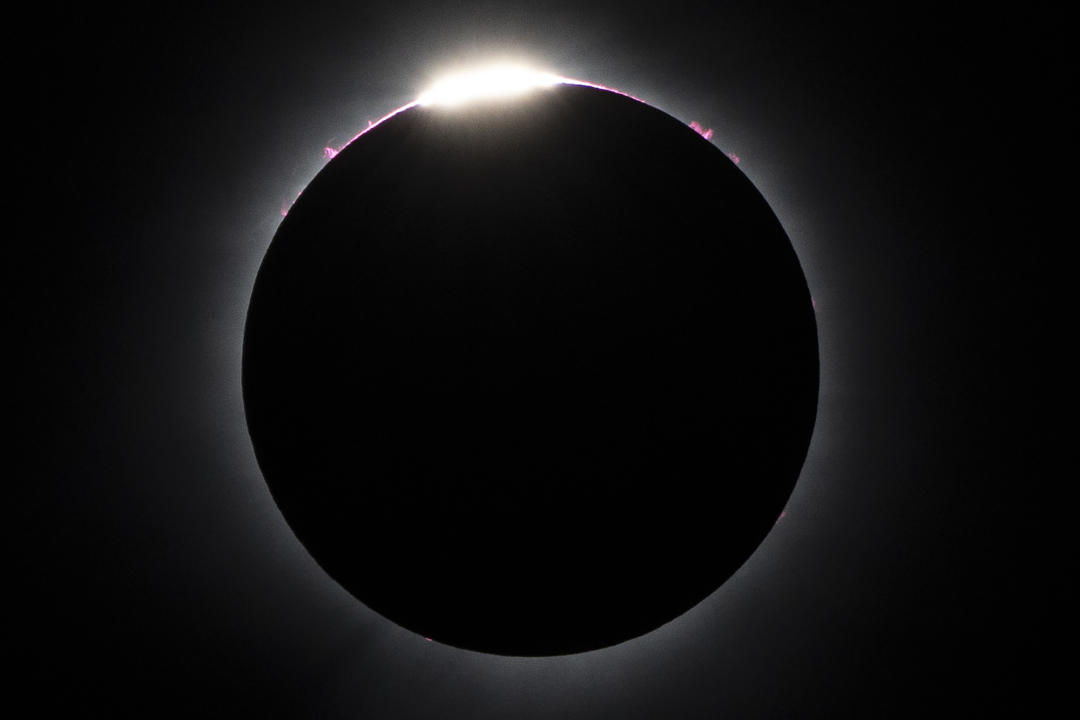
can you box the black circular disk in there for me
[242,83,818,656]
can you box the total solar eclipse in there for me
[242,71,819,656]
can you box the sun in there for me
[417,64,562,107]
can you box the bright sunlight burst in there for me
[417,64,562,107]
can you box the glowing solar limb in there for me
[417,64,561,107]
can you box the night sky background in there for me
[19,2,1065,716]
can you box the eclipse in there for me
[242,74,818,656]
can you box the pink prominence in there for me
[688,121,742,165]
[689,121,714,140]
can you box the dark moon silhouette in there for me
[242,83,818,656]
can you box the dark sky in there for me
[20,2,1064,716]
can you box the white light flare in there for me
[417,65,562,107]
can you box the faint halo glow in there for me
[417,64,562,107]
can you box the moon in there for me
[242,79,818,656]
